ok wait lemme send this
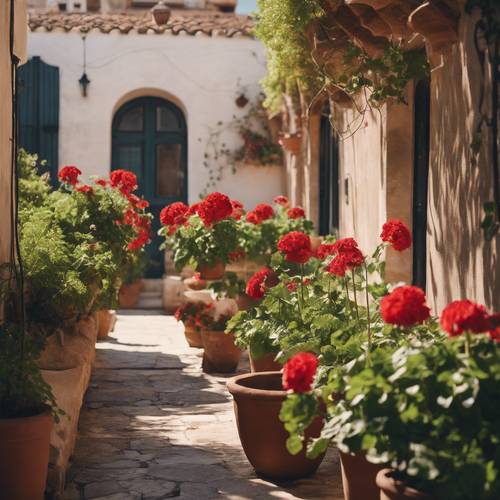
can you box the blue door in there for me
[112,96,188,278]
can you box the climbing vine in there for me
[466,0,500,241]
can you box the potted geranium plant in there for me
[200,304,241,373]
[173,301,207,348]
[159,193,240,280]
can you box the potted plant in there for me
[173,301,207,348]
[159,193,240,281]
[278,132,302,155]
[0,321,60,499]
[119,251,149,309]
[322,301,500,500]
[226,353,325,479]
[200,305,241,373]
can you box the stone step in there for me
[142,278,164,293]
[135,296,164,309]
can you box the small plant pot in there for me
[227,372,325,479]
[278,133,302,155]
[183,324,203,348]
[0,410,53,499]
[201,330,241,373]
[249,351,281,373]
[376,469,434,500]
[340,451,384,500]
[235,294,258,311]
[197,261,225,281]
[119,280,143,309]
[97,309,114,340]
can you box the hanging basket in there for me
[278,132,302,155]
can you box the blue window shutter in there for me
[18,56,60,183]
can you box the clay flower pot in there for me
[279,133,302,156]
[376,469,434,500]
[201,330,241,373]
[249,351,282,373]
[97,309,114,340]
[197,261,225,281]
[119,280,143,309]
[183,323,203,348]
[227,371,325,479]
[340,451,384,500]
[0,410,53,499]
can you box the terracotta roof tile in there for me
[28,11,254,38]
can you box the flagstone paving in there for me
[65,311,344,500]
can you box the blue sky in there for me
[236,0,258,15]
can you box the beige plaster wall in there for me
[426,13,499,313]
[0,0,27,268]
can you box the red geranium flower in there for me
[381,219,412,251]
[231,199,245,220]
[326,247,364,277]
[332,237,359,253]
[58,165,81,185]
[273,195,289,207]
[185,203,200,218]
[197,192,233,226]
[76,184,93,195]
[488,314,500,342]
[278,231,313,264]
[380,286,431,327]
[94,178,107,187]
[229,248,246,262]
[160,202,189,227]
[286,281,298,292]
[440,300,491,337]
[128,229,149,250]
[316,243,336,260]
[110,169,138,195]
[128,194,149,210]
[282,352,318,393]
[246,211,261,225]
[254,203,274,221]
[287,207,305,219]
[246,267,274,300]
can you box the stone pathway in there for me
[65,312,344,500]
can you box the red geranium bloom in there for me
[231,199,245,220]
[286,281,298,292]
[254,203,274,221]
[326,246,364,277]
[110,169,138,195]
[94,178,107,187]
[246,211,261,225]
[160,202,189,227]
[440,300,491,337]
[381,219,412,251]
[278,231,313,264]
[197,192,233,226]
[332,237,359,253]
[185,203,200,218]
[58,166,81,185]
[380,286,431,327]
[229,248,246,262]
[488,314,500,342]
[316,243,336,260]
[282,352,318,393]
[128,229,149,250]
[128,194,150,210]
[246,267,274,300]
[76,184,93,195]
[287,207,305,219]
[273,195,289,207]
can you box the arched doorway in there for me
[112,96,188,278]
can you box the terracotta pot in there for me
[340,451,384,500]
[97,309,113,340]
[279,133,302,155]
[376,469,433,500]
[0,410,53,499]
[235,294,258,311]
[197,261,225,281]
[184,276,207,291]
[227,371,325,479]
[310,235,324,251]
[201,330,241,373]
[119,280,143,309]
[183,324,203,348]
[249,352,281,373]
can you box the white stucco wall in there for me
[27,30,285,208]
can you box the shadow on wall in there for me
[427,14,499,312]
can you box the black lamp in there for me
[79,35,90,97]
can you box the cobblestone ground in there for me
[65,312,344,500]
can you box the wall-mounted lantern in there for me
[151,1,171,26]
[79,35,90,97]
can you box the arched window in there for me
[112,96,187,277]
